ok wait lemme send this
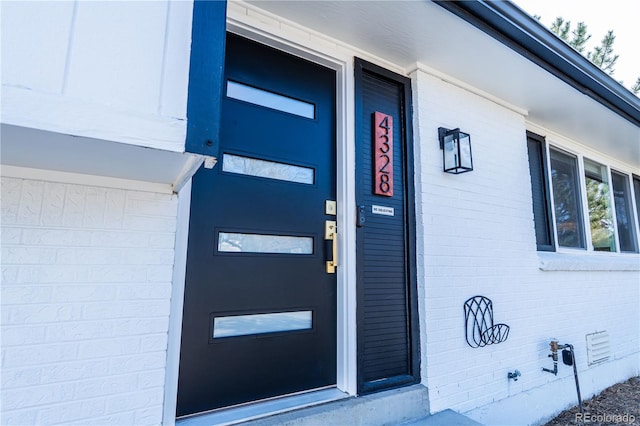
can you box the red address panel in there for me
[373,111,393,197]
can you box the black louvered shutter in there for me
[526,132,555,251]
[355,59,419,394]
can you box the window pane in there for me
[218,232,313,254]
[222,153,314,184]
[584,159,616,252]
[443,134,457,171]
[526,135,554,250]
[550,148,585,248]
[213,311,312,338]
[634,177,640,240]
[612,171,638,252]
[226,80,315,119]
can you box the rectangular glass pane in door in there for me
[218,232,313,254]
[226,80,315,119]
[222,153,315,184]
[213,311,313,338]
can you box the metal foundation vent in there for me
[585,331,610,365]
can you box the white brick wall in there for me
[412,69,640,424]
[1,177,177,425]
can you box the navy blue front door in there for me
[177,34,337,417]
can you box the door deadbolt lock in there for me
[325,200,337,216]
[324,220,337,274]
[357,205,366,227]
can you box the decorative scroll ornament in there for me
[464,296,510,348]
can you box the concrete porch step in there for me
[240,385,430,426]
[400,409,483,426]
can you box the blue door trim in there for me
[185,0,228,156]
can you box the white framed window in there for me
[611,170,639,252]
[548,146,586,250]
[526,131,640,254]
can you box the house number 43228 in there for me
[373,111,393,197]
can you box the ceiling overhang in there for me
[244,0,640,168]
[1,124,204,193]
[434,0,639,127]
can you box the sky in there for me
[514,0,639,90]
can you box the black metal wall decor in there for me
[464,296,510,348]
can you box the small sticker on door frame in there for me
[371,205,395,216]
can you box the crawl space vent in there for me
[586,331,610,365]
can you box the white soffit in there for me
[245,0,640,168]
[0,124,202,190]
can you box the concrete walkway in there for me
[400,409,483,426]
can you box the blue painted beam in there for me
[186,0,227,156]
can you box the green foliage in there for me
[549,18,591,54]
[548,16,637,93]
[551,17,571,41]
[631,77,640,95]
[570,22,591,53]
[588,30,619,75]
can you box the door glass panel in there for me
[213,311,313,338]
[584,158,616,252]
[223,154,315,185]
[218,232,313,254]
[226,80,315,119]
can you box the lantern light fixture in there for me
[438,127,473,174]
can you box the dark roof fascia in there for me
[433,0,640,127]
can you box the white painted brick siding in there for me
[3,7,638,422]
[1,177,177,425]
[412,70,640,424]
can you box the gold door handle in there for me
[325,220,337,273]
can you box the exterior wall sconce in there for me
[438,127,473,174]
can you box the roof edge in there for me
[433,0,640,127]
